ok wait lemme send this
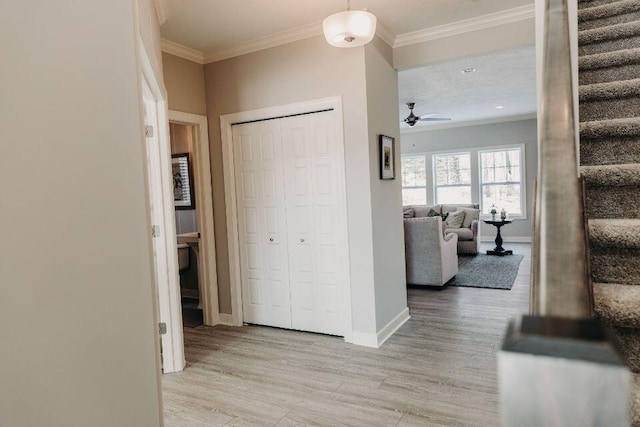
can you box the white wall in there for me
[401,119,538,241]
[365,38,408,330]
[0,1,162,426]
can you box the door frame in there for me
[168,110,220,326]
[220,96,353,342]
[138,38,185,373]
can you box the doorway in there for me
[167,111,219,329]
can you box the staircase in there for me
[578,0,640,424]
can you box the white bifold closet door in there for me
[232,110,344,336]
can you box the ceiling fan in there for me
[402,102,451,127]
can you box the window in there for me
[433,152,471,204]
[479,146,524,217]
[401,156,427,205]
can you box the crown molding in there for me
[394,4,535,48]
[376,21,396,47]
[400,113,538,134]
[161,39,204,64]
[153,0,169,25]
[204,22,323,64]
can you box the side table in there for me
[483,219,513,256]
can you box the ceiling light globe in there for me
[322,10,377,48]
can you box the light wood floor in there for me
[162,243,531,426]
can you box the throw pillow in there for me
[446,210,466,229]
[457,207,480,228]
[427,208,438,217]
[403,206,415,218]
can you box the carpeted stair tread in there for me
[580,20,640,45]
[579,0,631,9]
[579,0,640,31]
[581,163,640,186]
[579,21,640,56]
[580,136,640,165]
[579,79,640,121]
[615,327,640,372]
[580,117,640,139]
[589,219,640,249]
[580,78,640,101]
[594,283,640,328]
[580,48,640,70]
[580,48,640,85]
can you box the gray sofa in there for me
[404,203,481,255]
[404,217,458,286]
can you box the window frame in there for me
[432,151,472,205]
[400,154,428,205]
[478,143,527,220]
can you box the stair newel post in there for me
[499,0,631,425]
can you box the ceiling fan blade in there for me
[419,117,452,122]
[418,113,440,118]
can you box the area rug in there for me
[446,254,524,290]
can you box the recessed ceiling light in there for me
[461,68,476,74]
[496,105,505,109]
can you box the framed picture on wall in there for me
[379,135,395,180]
[172,153,195,209]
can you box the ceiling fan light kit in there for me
[323,0,377,48]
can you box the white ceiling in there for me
[161,0,533,53]
[398,45,537,130]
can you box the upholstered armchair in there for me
[404,217,459,286]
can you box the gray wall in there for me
[1,0,163,425]
[365,38,408,329]
[401,119,538,241]
[203,34,407,336]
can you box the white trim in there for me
[153,0,168,25]
[350,307,411,348]
[400,114,538,134]
[220,97,354,342]
[481,236,532,243]
[376,21,396,47]
[204,22,322,64]
[138,37,185,374]
[161,39,205,64]
[168,111,220,326]
[218,313,235,326]
[377,308,411,347]
[394,5,535,47]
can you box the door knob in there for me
[269,237,274,242]
[300,238,305,243]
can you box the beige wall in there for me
[204,35,408,336]
[162,52,207,116]
[364,38,408,328]
[393,18,536,70]
[0,0,163,426]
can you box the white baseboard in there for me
[481,236,531,243]
[349,307,411,348]
[377,307,411,347]
[217,313,235,326]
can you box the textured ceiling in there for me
[398,45,537,129]
[161,0,533,53]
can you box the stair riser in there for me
[580,96,640,121]
[586,186,640,218]
[591,249,640,285]
[615,327,640,372]
[580,11,640,31]
[580,62,640,85]
[580,34,640,56]
[581,137,640,165]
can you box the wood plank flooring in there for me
[162,243,531,426]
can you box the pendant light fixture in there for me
[322,0,377,48]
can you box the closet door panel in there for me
[282,112,343,336]
[233,121,291,329]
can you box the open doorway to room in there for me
[168,111,220,330]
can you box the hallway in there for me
[162,244,530,426]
